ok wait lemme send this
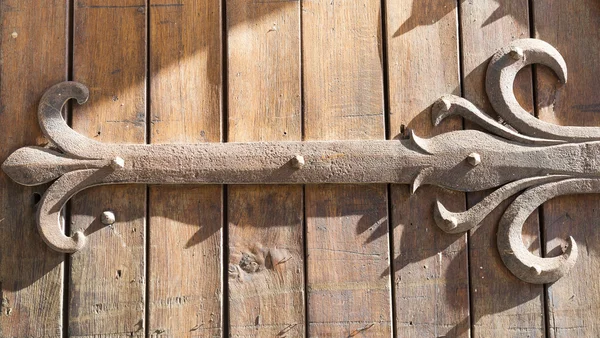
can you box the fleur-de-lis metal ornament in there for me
[3,39,595,284]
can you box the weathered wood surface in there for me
[148,0,223,336]
[1,0,600,337]
[0,1,67,336]
[148,186,222,337]
[460,1,546,337]
[226,0,304,337]
[302,0,393,336]
[69,0,147,336]
[535,1,600,337]
[385,1,469,337]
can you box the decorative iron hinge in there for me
[2,39,595,284]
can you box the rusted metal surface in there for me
[1,38,594,284]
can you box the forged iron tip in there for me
[411,167,434,194]
[72,82,90,105]
[1,147,65,186]
[433,200,453,231]
[565,236,577,257]
[509,46,524,60]
[431,95,458,126]
[433,199,464,234]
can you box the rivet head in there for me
[467,152,481,166]
[101,211,116,225]
[291,155,305,169]
[111,157,125,169]
[509,47,524,60]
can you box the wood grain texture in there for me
[228,186,304,337]
[534,1,600,337]
[148,1,223,336]
[385,1,470,337]
[0,1,67,336]
[69,0,147,336]
[3,1,599,335]
[460,1,546,337]
[303,0,384,142]
[226,0,301,143]
[302,0,392,336]
[148,186,222,337]
[226,1,304,336]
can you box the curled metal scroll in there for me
[486,39,600,141]
[432,38,600,284]
[1,38,597,285]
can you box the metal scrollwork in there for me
[432,38,600,284]
[2,39,596,284]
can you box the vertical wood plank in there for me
[148,187,222,337]
[227,186,304,337]
[385,1,470,337]
[302,0,392,336]
[0,1,67,336]
[69,0,147,336]
[147,0,223,336]
[534,1,600,337]
[460,1,546,337]
[226,1,304,336]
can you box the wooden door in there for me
[0,1,599,337]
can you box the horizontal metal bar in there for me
[2,38,595,286]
